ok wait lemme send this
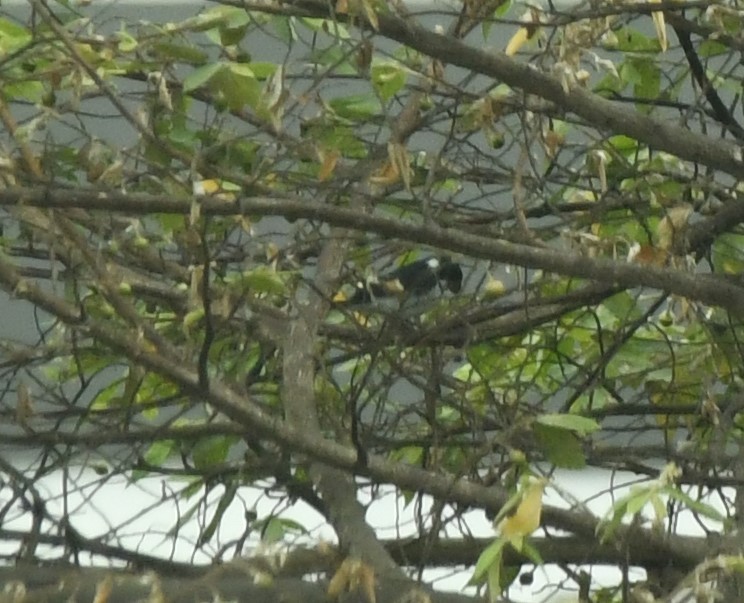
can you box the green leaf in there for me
[486,563,502,603]
[471,538,505,583]
[272,16,296,43]
[483,0,511,38]
[329,94,382,120]
[144,440,176,467]
[300,17,351,39]
[183,308,205,332]
[115,29,138,52]
[8,80,49,105]
[192,435,236,469]
[180,479,204,500]
[699,39,728,58]
[625,489,652,515]
[198,483,238,546]
[497,564,520,595]
[537,413,600,435]
[242,267,288,296]
[256,516,309,543]
[666,487,726,524]
[220,23,248,46]
[152,42,208,65]
[219,7,252,29]
[371,61,407,101]
[628,56,660,106]
[605,134,639,157]
[0,18,31,52]
[190,5,251,33]
[390,446,424,465]
[520,539,544,565]
[534,423,586,469]
[221,63,261,110]
[712,233,744,275]
[249,62,278,79]
[183,63,224,92]
[603,291,643,322]
[183,62,261,110]
[600,486,652,541]
[607,27,660,52]
[307,45,357,75]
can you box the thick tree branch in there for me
[2,187,743,313]
[281,233,408,575]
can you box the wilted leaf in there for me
[657,204,692,252]
[318,149,340,182]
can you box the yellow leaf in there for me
[657,204,692,251]
[360,0,379,31]
[235,215,252,234]
[388,142,411,191]
[328,562,349,598]
[505,27,531,57]
[646,379,677,436]
[649,0,667,52]
[92,575,113,603]
[369,160,399,186]
[16,381,34,425]
[192,178,238,201]
[193,179,220,195]
[543,129,564,158]
[328,559,376,602]
[498,478,547,547]
[358,563,376,603]
[483,273,506,298]
[336,0,378,30]
[265,242,280,263]
[318,150,340,182]
[628,243,669,267]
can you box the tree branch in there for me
[283,0,744,179]
[0,254,705,572]
[2,187,743,313]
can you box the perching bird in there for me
[339,257,463,306]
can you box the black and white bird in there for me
[339,256,463,306]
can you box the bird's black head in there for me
[437,258,463,293]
